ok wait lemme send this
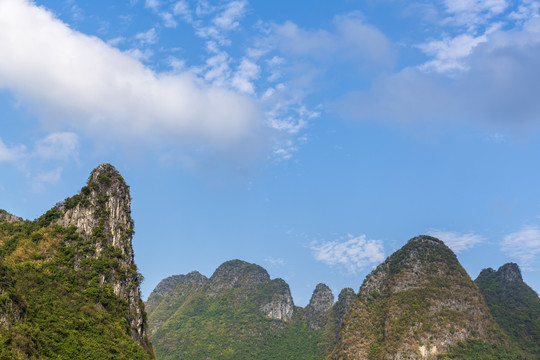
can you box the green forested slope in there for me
[0,219,153,359]
[147,260,346,360]
[475,263,540,359]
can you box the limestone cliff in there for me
[330,235,506,360]
[55,163,152,354]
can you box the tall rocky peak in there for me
[302,283,334,330]
[498,262,523,283]
[475,263,540,357]
[333,287,356,325]
[0,210,20,223]
[54,163,152,354]
[57,163,134,260]
[330,235,504,359]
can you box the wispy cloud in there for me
[264,256,285,266]
[502,225,540,269]
[428,229,485,252]
[310,234,385,274]
[34,132,79,161]
[0,138,26,163]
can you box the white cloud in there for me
[502,225,540,268]
[160,12,177,28]
[145,0,160,10]
[0,138,25,162]
[0,0,262,149]
[428,229,485,252]
[213,0,247,31]
[34,132,79,161]
[443,0,509,28]
[173,0,193,23]
[310,234,385,273]
[135,27,158,45]
[231,58,260,94]
[418,33,488,73]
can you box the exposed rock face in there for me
[0,210,19,223]
[259,278,294,321]
[54,163,152,354]
[303,283,334,329]
[498,262,523,283]
[330,235,504,360]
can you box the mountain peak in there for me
[498,262,522,283]
[207,259,271,296]
[331,235,503,359]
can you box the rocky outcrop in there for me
[258,278,294,321]
[54,164,152,354]
[330,235,505,360]
[303,283,334,329]
[0,210,20,223]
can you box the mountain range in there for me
[1,164,539,359]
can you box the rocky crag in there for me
[0,164,153,358]
[329,235,508,360]
[476,263,540,358]
[147,259,354,360]
[54,163,151,352]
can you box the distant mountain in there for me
[329,235,516,360]
[147,259,355,360]
[0,164,154,359]
[476,263,540,358]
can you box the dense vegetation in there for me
[151,289,324,360]
[147,261,342,360]
[476,265,540,359]
[0,177,152,360]
[330,236,513,359]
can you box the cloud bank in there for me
[0,0,262,148]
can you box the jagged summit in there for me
[302,283,334,329]
[498,262,523,283]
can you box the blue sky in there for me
[1,0,540,305]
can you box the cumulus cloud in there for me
[502,225,540,268]
[428,229,485,252]
[0,0,262,150]
[310,234,385,273]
